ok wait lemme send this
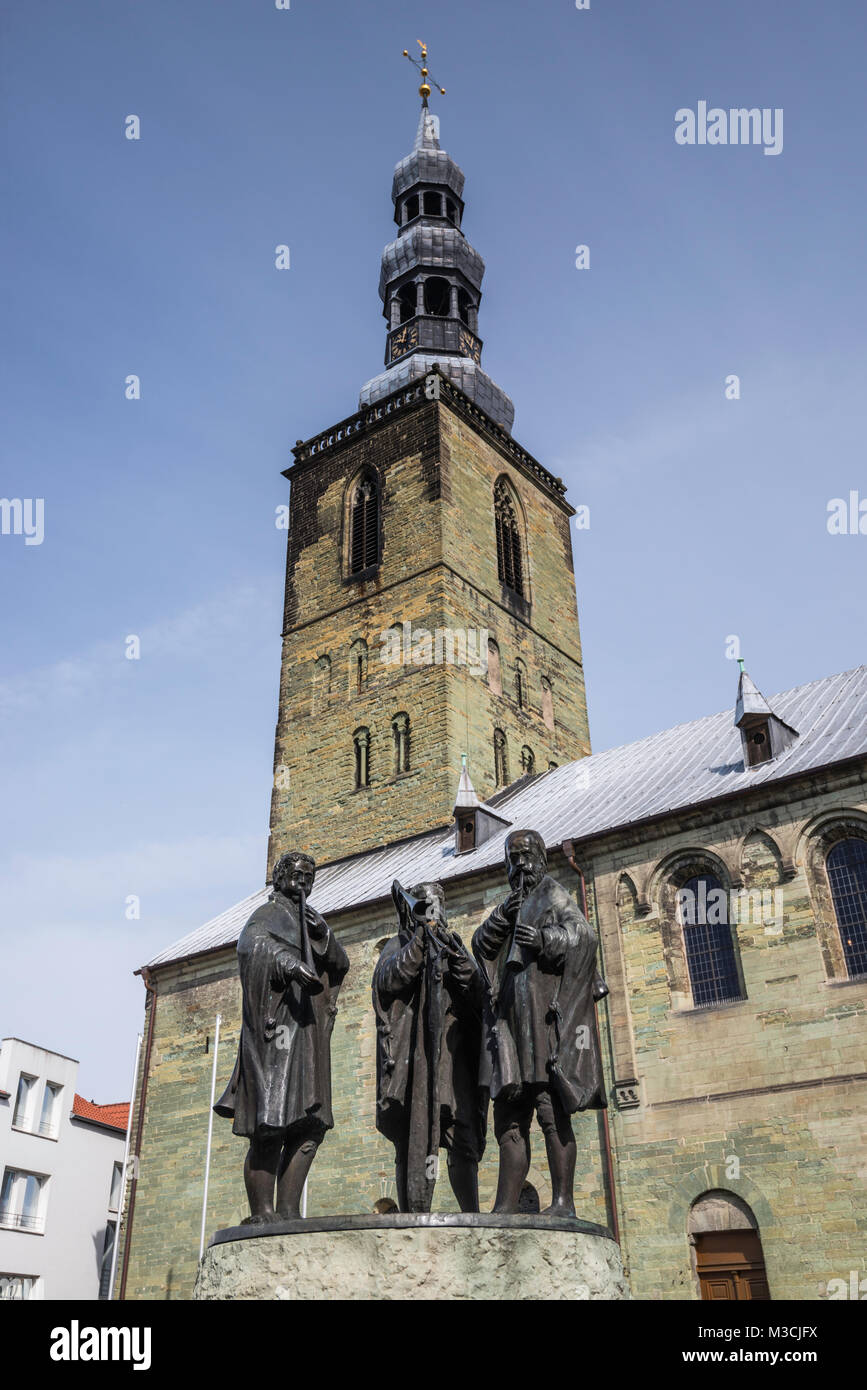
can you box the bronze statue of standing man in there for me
[215,851,349,1224]
[373,880,486,1213]
[472,829,607,1217]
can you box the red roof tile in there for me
[72,1094,129,1132]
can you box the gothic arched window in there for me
[826,838,867,977]
[353,727,371,790]
[677,874,744,1008]
[520,745,535,776]
[494,479,524,597]
[392,712,410,775]
[349,474,380,576]
[493,728,509,787]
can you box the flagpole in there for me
[199,1013,222,1262]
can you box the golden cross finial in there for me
[402,39,446,107]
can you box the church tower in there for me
[267,79,590,874]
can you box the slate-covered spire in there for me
[359,87,515,432]
[733,662,799,767]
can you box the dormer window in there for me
[458,815,476,853]
[744,720,772,767]
[734,667,798,769]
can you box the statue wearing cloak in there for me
[472,828,607,1217]
[214,851,349,1223]
[373,879,487,1213]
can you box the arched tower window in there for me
[349,638,368,694]
[392,712,410,775]
[826,838,867,977]
[446,198,459,226]
[541,676,555,731]
[353,727,370,790]
[397,283,416,324]
[349,474,380,576]
[423,190,443,216]
[312,654,331,714]
[520,745,535,776]
[677,874,744,1007]
[494,479,524,597]
[457,288,474,326]
[514,658,528,710]
[493,728,509,787]
[423,276,451,317]
[403,194,419,223]
[487,639,502,696]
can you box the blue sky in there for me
[1,0,865,1098]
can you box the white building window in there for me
[108,1162,123,1213]
[12,1074,36,1130]
[98,1222,117,1300]
[38,1082,62,1139]
[0,1274,37,1301]
[0,1168,48,1234]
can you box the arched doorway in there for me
[689,1191,770,1300]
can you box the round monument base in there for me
[194,1213,630,1300]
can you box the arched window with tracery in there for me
[392,712,410,775]
[353,727,370,789]
[494,479,524,597]
[493,728,509,787]
[677,873,744,1007]
[826,838,867,977]
[349,473,380,576]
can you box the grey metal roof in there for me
[145,665,867,971]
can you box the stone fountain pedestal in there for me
[194,1212,630,1301]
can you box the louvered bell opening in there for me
[351,482,379,574]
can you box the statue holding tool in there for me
[373,879,486,1213]
[472,829,608,1217]
[214,851,349,1224]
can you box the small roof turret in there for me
[732,660,799,767]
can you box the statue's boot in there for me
[541,1130,577,1218]
[491,1129,530,1214]
[447,1154,479,1213]
[275,1133,320,1219]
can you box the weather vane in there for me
[402,40,446,107]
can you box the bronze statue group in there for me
[215,829,608,1223]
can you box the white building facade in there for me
[0,1038,127,1300]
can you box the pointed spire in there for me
[413,105,441,152]
[734,668,773,727]
[453,754,481,809]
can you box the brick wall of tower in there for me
[267,395,590,874]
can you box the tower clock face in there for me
[390,323,418,361]
[458,328,481,363]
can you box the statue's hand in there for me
[514,924,542,951]
[502,889,523,921]
[305,908,328,941]
[288,961,319,991]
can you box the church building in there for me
[113,89,867,1303]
